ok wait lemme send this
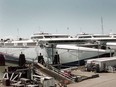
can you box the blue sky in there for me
[0,0,116,38]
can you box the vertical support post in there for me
[110,48,112,57]
[78,46,80,66]
[51,44,54,64]
[31,59,34,81]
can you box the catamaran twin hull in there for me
[56,45,114,66]
[0,45,114,66]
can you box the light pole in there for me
[97,41,100,58]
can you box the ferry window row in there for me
[4,42,37,47]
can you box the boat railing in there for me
[46,64,75,80]
[34,63,74,84]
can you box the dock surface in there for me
[68,72,116,87]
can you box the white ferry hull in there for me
[0,45,114,66]
[55,45,114,66]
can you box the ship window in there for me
[78,36,92,38]
[18,43,23,46]
[44,35,69,38]
[27,42,36,46]
[93,35,110,38]
[113,36,116,38]
[31,36,43,39]
[4,43,14,46]
[44,36,52,38]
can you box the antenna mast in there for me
[101,16,104,34]
[17,28,20,39]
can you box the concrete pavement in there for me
[68,72,116,87]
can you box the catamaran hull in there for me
[0,47,48,64]
[0,45,114,66]
[55,45,114,66]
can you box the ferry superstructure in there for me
[0,33,114,66]
[75,33,116,50]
